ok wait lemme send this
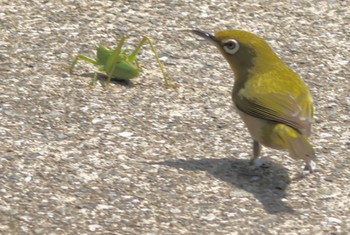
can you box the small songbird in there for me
[191,29,316,172]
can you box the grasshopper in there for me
[69,35,175,87]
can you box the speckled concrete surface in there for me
[0,0,349,234]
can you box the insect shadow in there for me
[156,157,293,214]
[80,72,135,88]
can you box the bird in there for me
[190,29,316,172]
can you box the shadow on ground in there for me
[157,157,293,214]
[79,72,135,87]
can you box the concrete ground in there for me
[1,0,349,234]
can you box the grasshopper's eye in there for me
[223,39,240,55]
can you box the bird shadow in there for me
[80,72,135,88]
[155,157,294,214]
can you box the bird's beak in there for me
[189,29,220,45]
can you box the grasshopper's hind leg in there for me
[128,36,172,87]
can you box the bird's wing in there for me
[233,73,313,136]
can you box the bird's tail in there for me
[275,124,316,172]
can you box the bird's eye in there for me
[223,39,240,55]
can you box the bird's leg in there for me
[250,140,261,165]
[250,140,269,168]
[251,140,261,162]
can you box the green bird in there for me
[191,29,316,172]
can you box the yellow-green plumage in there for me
[192,29,316,172]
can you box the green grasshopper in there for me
[69,35,174,87]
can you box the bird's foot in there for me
[303,160,316,175]
[250,157,270,169]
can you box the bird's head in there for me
[190,29,283,79]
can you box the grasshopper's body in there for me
[69,36,172,87]
[96,45,140,80]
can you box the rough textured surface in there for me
[1,0,349,234]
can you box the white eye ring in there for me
[223,39,240,55]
